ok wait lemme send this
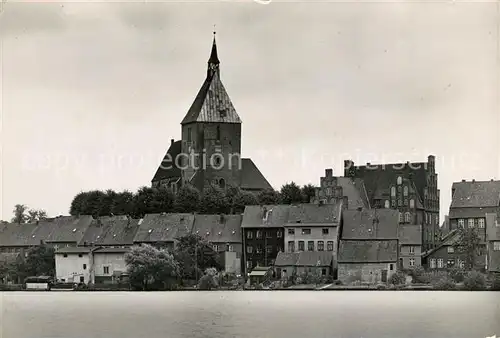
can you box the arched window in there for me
[409,199,415,208]
[391,187,396,197]
[216,126,221,141]
[405,212,411,223]
[397,176,402,185]
[384,200,390,208]
[403,186,408,196]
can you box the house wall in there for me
[399,245,422,269]
[449,215,489,241]
[276,265,332,278]
[424,244,487,270]
[487,241,500,272]
[93,252,127,282]
[221,251,241,275]
[211,242,242,254]
[242,228,284,272]
[284,226,338,254]
[338,262,396,284]
[55,253,91,284]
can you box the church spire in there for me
[207,30,220,78]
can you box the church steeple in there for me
[207,31,220,78]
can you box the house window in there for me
[391,187,396,197]
[288,228,295,235]
[213,245,219,252]
[409,258,415,267]
[247,246,253,254]
[447,259,455,268]
[63,254,68,258]
[80,276,84,283]
[404,198,408,206]
[384,200,390,208]
[391,200,396,207]
[409,199,415,208]
[447,246,454,253]
[398,213,403,223]
[228,245,234,252]
[318,241,324,251]
[266,246,272,254]
[403,186,408,196]
[78,254,83,258]
[298,241,305,251]
[322,228,329,235]
[409,246,415,254]
[307,241,314,251]
[83,264,87,270]
[457,259,465,268]
[397,176,402,185]
[458,219,464,228]
[246,261,252,270]
[430,258,436,268]
[256,231,263,239]
[256,245,263,254]
[404,212,411,223]
[468,219,474,228]
[247,231,253,239]
[494,242,500,251]
[277,230,283,238]
[398,199,402,206]
[322,268,327,276]
[266,231,272,238]
[103,266,110,274]
[327,241,334,251]
[302,229,311,235]
[288,241,295,252]
[478,219,485,228]
[437,259,444,268]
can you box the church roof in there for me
[151,140,182,183]
[240,158,273,191]
[181,37,242,125]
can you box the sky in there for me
[0,0,499,222]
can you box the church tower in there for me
[179,32,242,191]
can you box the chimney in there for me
[462,179,466,182]
[325,169,333,177]
[366,162,371,166]
[472,179,475,183]
[171,139,174,146]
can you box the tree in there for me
[23,245,55,277]
[256,189,280,205]
[199,184,231,214]
[301,184,316,203]
[70,191,89,216]
[11,204,28,224]
[26,209,47,223]
[174,234,222,281]
[125,244,180,291]
[198,267,218,290]
[173,184,201,213]
[454,227,482,270]
[112,190,136,216]
[279,182,303,204]
[231,189,258,214]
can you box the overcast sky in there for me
[1,1,499,221]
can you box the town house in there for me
[485,213,500,274]
[398,224,422,269]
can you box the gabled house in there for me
[133,213,195,250]
[274,251,334,279]
[92,247,130,284]
[191,214,243,274]
[79,216,142,248]
[55,247,94,284]
[0,222,39,255]
[398,224,422,269]
[241,205,288,274]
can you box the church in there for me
[151,34,273,194]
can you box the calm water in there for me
[1,291,499,338]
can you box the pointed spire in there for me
[207,29,220,78]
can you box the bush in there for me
[433,277,456,290]
[489,274,500,291]
[448,268,466,283]
[376,284,387,290]
[463,271,486,291]
[388,271,406,285]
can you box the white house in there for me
[93,247,129,284]
[54,247,94,284]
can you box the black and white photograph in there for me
[0,0,499,337]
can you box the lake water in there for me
[1,291,499,338]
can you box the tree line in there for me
[69,182,316,218]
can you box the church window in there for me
[216,126,221,141]
[384,200,390,208]
[187,127,192,142]
[219,178,226,189]
[403,186,408,196]
[397,176,402,185]
[404,212,411,223]
[391,187,396,197]
[410,199,415,208]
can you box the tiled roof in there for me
[240,158,273,191]
[79,216,141,246]
[28,216,93,245]
[398,224,422,245]
[241,205,290,228]
[451,180,500,208]
[274,251,334,267]
[181,71,242,125]
[55,247,93,254]
[422,230,460,257]
[286,203,341,225]
[338,240,398,263]
[342,209,399,240]
[449,206,499,219]
[94,247,131,254]
[152,140,182,183]
[133,213,195,243]
[191,214,242,243]
[0,222,39,247]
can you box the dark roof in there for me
[79,216,141,246]
[191,214,242,243]
[152,140,182,183]
[451,180,500,208]
[180,71,241,125]
[449,206,499,219]
[133,213,195,243]
[55,247,93,254]
[398,225,422,245]
[422,230,460,257]
[286,203,341,226]
[0,222,39,246]
[338,240,398,263]
[240,158,273,191]
[337,177,370,209]
[94,247,131,254]
[342,209,399,240]
[28,216,93,245]
[241,205,290,228]
[274,251,334,267]
[208,35,220,64]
